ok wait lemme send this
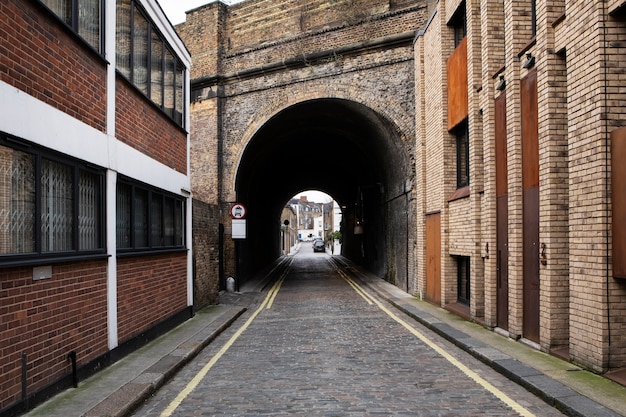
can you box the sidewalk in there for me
[335,257,626,417]
[22,255,626,417]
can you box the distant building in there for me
[0,1,191,414]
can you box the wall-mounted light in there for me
[496,75,506,91]
[522,52,535,69]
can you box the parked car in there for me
[313,240,326,252]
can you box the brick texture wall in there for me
[180,0,426,285]
[416,0,626,372]
[115,77,188,174]
[192,199,221,307]
[116,254,188,344]
[0,0,107,133]
[0,262,108,411]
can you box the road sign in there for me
[230,203,247,219]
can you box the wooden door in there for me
[521,69,540,342]
[426,212,441,304]
[495,93,509,330]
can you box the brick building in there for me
[0,0,191,414]
[179,0,625,380]
[415,0,626,376]
[177,0,427,298]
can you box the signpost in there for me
[230,203,246,239]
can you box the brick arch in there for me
[231,96,414,284]
[229,89,413,198]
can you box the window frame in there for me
[37,0,105,55]
[456,256,471,305]
[455,119,470,188]
[450,0,467,47]
[0,134,107,267]
[116,0,186,128]
[116,177,186,255]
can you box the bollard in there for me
[226,276,235,292]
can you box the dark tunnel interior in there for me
[235,98,410,283]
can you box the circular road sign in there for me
[230,203,247,219]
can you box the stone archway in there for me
[232,98,414,289]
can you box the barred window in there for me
[116,178,185,252]
[0,136,105,261]
[40,0,103,53]
[116,0,186,128]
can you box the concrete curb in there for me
[331,257,623,417]
[82,306,246,417]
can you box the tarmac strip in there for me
[339,266,537,417]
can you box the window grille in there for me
[41,159,73,252]
[40,0,102,53]
[116,0,186,128]
[0,138,105,261]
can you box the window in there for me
[40,0,103,53]
[116,0,186,127]
[116,178,185,252]
[0,136,105,261]
[531,0,537,38]
[456,256,470,305]
[455,120,470,188]
[450,0,467,47]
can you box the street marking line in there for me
[337,269,373,305]
[266,271,287,309]
[159,275,286,417]
[347,277,536,417]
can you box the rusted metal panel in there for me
[495,92,509,330]
[521,70,540,342]
[523,186,540,342]
[612,126,626,279]
[447,37,468,131]
[426,212,441,304]
[521,69,539,190]
[495,93,508,197]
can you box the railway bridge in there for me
[177,0,431,303]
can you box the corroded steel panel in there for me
[447,37,469,131]
[612,127,626,279]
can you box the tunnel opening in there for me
[234,98,412,288]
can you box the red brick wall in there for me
[0,262,108,411]
[115,77,188,173]
[0,0,107,133]
[116,253,188,343]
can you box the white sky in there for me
[294,190,333,204]
[158,0,243,25]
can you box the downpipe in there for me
[67,351,78,388]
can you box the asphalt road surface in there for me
[133,244,565,416]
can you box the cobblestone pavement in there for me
[133,247,565,417]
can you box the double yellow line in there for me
[337,268,536,417]
[159,264,290,417]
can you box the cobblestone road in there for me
[133,246,565,416]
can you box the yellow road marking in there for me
[345,276,536,417]
[266,269,288,309]
[337,269,373,305]
[159,274,287,417]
